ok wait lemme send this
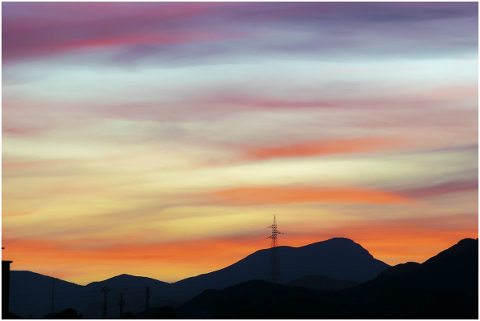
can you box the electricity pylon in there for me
[267,214,283,283]
[117,293,126,318]
[101,287,110,319]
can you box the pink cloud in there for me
[2,3,244,63]
[198,84,477,114]
[240,137,399,161]
[207,186,415,205]
[398,180,478,199]
[4,2,475,64]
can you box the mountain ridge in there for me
[173,237,390,298]
[8,237,389,318]
[175,237,478,319]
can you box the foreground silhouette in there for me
[7,238,477,318]
[176,238,478,318]
[43,308,82,319]
[9,238,389,318]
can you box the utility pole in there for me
[51,277,55,314]
[117,293,126,318]
[267,214,283,283]
[145,286,150,317]
[101,287,110,319]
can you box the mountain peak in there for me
[174,237,390,300]
[327,237,356,242]
[456,237,477,247]
[302,237,361,248]
[301,237,371,255]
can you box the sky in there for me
[2,2,478,285]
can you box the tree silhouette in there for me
[151,306,177,319]
[43,308,82,319]
[121,311,136,319]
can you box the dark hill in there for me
[9,272,177,319]
[84,273,171,291]
[174,237,389,298]
[378,262,420,277]
[9,271,83,319]
[340,238,478,318]
[408,238,478,292]
[175,238,478,319]
[176,279,331,318]
[287,275,359,291]
[82,274,175,318]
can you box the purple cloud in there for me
[3,2,477,65]
[398,180,478,199]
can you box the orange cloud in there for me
[2,159,70,170]
[282,213,478,265]
[209,186,414,205]
[2,233,267,284]
[3,213,476,284]
[241,137,398,161]
[3,212,34,218]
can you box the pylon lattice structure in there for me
[101,287,110,319]
[267,214,283,283]
[117,293,126,318]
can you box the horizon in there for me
[2,2,478,286]
[8,235,476,286]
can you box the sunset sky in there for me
[2,2,478,285]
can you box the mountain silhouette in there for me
[173,237,389,298]
[175,238,478,318]
[85,274,170,290]
[286,275,359,291]
[9,271,83,318]
[339,238,478,318]
[176,280,320,318]
[82,274,176,319]
[8,272,176,319]
[378,262,421,277]
[407,238,478,292]
[8,238,387,318]
[11,237,474,319]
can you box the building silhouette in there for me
[2,256,13,318]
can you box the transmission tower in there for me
[267,214,283,283]
[117,293,126,318]
[101,287,110,319]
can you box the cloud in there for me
[3,2,476,65]
[2,158,71,170]
[208,186,414,205]
[2,212,34,218]
[283,213,478,265]
[2,2,243,63]
[2,231,268,283]
[4,212,476,283]
[239,137,399,161]
[398,180,478,199]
